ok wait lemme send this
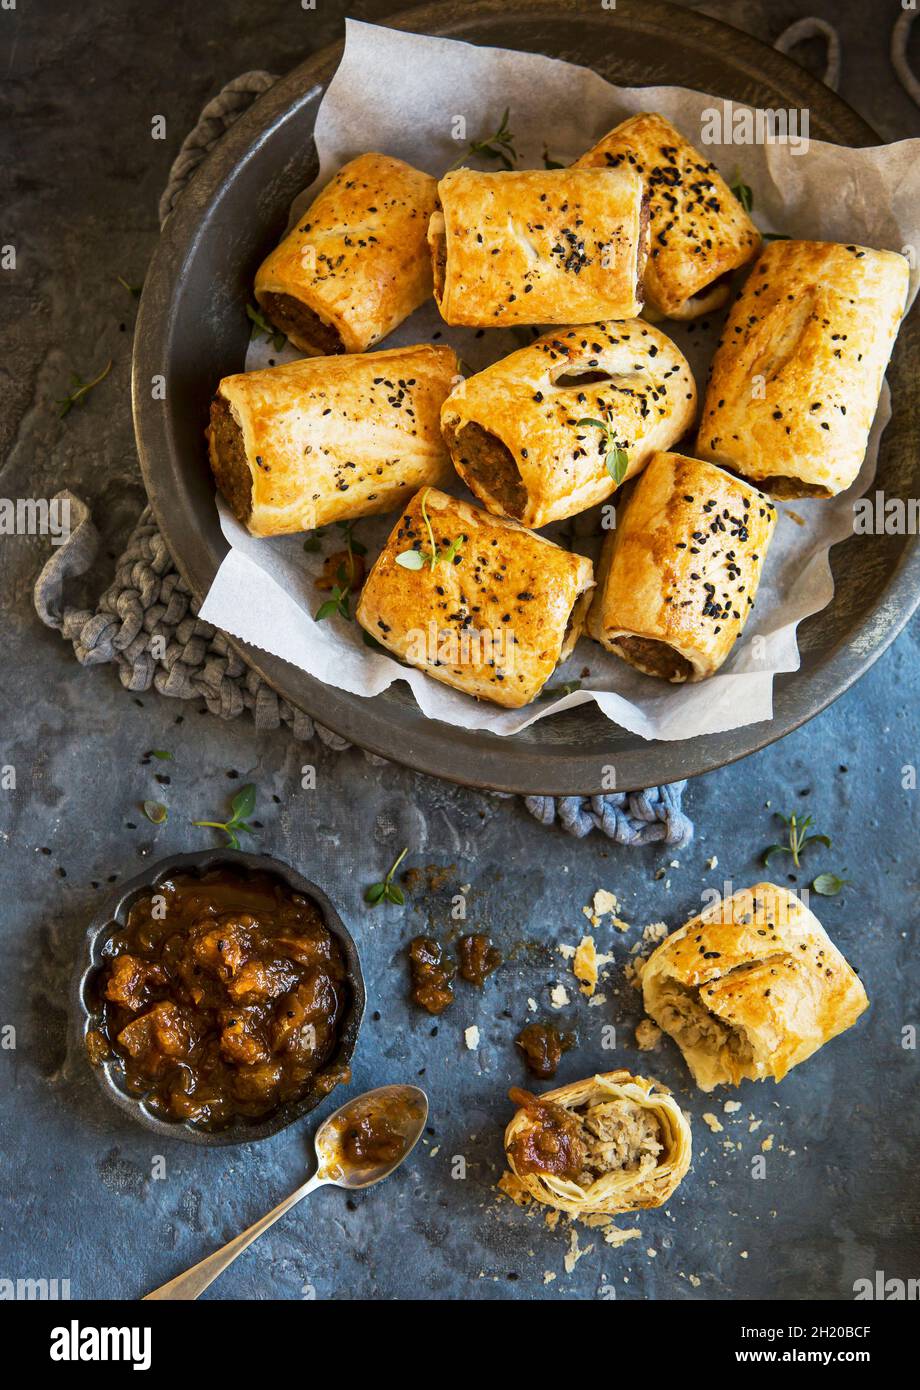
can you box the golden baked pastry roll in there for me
[587,451,776,681]
[697,239,910,498]
[503,1071,691,1217]
[254,153,438,355]
[441,321,696,528]
[574,111,760,320]
[355,487,594,708]
[429,167,648,327]
[642,883,869,1092]
[207,344,458,537]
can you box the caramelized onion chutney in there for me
[515,1022,575,1079]
[506,1088,585,1181]
[408,936,455,1014]
[85,868,351,1129]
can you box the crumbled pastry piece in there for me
[706,856,718,870]
[464,1025,481,1050]
[723,1100,741,1114]
[761,1134,774,1152]
[543,1271,556,1285]
[642,921,668,945]
[702,1112,724,1133]
[635,1019,663,1052]
[564,1228,593,1273]
[558,943,576,960]
[603,1224,642,1248]
[544,1210,561,1231]
[497,1170,531,1206]
[689,1274,702,1288]
[573,936,599,996]
[593,889,620,917]
[550,984,571,1009]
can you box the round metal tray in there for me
[133,0,919,795]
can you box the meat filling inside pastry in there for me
[587,451,777,681]
[641,882,869,1091]
[254,152,438,356]
[442,320,696,528]
[574,111,761,320]
[696,239,910,498]
[503,1071,691,1216]
[355,487,594,708]
[429,166,649,327]
[207,344,458,537]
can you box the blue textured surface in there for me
[2,0,919,1301]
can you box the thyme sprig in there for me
[448,107,518,171]
[246,301,287,352]
[313,520,366,622]
[762,811,830,868]
[730,173,754,214]
[577,418,629,485]
[192,783,257,850]
[57,360,112,418]
[365,847,409,906]
[396,488,464,571]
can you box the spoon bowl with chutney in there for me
[143,1084,428,1300]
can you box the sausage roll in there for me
[587,451,776,681]
[254,153,438,356]
[355,487,594,708]
[697,239,910,497]
[503,1071,691,1217]
[441,321,696,528]
[642,883,869,1092]
[429,167,648,327]
[207,344,458,537]
[574,111,761,320]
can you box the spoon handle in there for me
[143,1173,327,1300]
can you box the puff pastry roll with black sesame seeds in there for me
[575,111,761,320]
[586,451,776,681]
[254,153,438,356]
[641,883,869,1091]
[428,167,648,327]
[503,1071,691,1217]
[355,487,594,708]
[441,320,696,528]
[697,240,909,498]
[207,345,458,537]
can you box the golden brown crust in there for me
[355,487,594,708]
[503,1070,692,1216]
[207,345,458,537]
[586,451,777,680]
[696,239,910,497]
[429,167,647,327]
[441,320,697,528]
[642,883,869,1091]
[254,153,438,355]
[574,111,761,318]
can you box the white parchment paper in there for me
[199,19,920,740]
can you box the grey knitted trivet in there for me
[32,68,694,849]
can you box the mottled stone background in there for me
[1,0,918,1300]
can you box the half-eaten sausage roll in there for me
[441,321,696,528]
[429,167,648,327]
[254,153,438,356]
[642,883,868,1092]
[503,1071,691,1217]
[587,451,776,681]
[207,344,458,537]
[355,487,594,708]
[574,111,760,320]
[696,239,910,497]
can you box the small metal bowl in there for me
[73,849,366,1146]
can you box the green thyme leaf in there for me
[192,784,257,848]
[606,447,629,485]
[150,750,172,761]
[812,872,850,897]
[366,846,409,908]
[143,800,168,825]
[448,107,518,171]
[730,176,753,213]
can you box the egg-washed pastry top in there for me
[641,882,869,1091]
[429,166,648,327]
[355,487,594,709]
[254,152,438,356]
[696,239,910,498]
[442,320,696,528]
[586,451,777,682]
[574,111,761,320]
[207,344,458,537]
[503,1071,692,1217]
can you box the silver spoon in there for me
[143,1084,428,1300]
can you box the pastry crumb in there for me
[705,856,718,869]
[635,1019,662,1051]
[563,1228,593,1273]
[464,1025,480,1050]
[602,1224,642,1249]
[689,1274,701,1288]
[702,1112,724,1133]
[573,935,598,996]
[724,1100,742,1114]
[642,920,669,945]
[761,1134,774,1152]
[497,1171,530,1207]
[550,984,570,1009]
[543,1271,556,1285]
